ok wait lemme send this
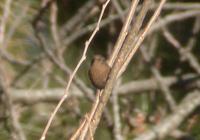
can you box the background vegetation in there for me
[0,0,200,140]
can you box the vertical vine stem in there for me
[118,0,167,77]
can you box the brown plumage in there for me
[89,55,111,89]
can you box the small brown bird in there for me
[89,55,111,89]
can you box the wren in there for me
[89,55,111,89]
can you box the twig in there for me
[77,91,101,140]
[63,12,121,46]
[50,2,61,49]
[111,0,125,21]
[3,73,198,104]
[118,0,166,77]
[159,2,200,10]
[108,0,139,66]
[112,79,123,140]
[5,3,29,48]
[150,10,200,34]
[0,0,12,45]
[0,62,26,140]
[0,47,30,65]
[117,0,151,76]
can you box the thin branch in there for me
[150,10,200,34]
[118,0,166,77]
[0,61,26,140]
[50,2,61,49]
[9,73,200,104]
[0,0,12,45]
[108,0,139,66]
[117,0,151,76]
[112,79,124,140]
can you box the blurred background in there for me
[0,0,200,140]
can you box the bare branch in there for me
[133,91,200,140]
